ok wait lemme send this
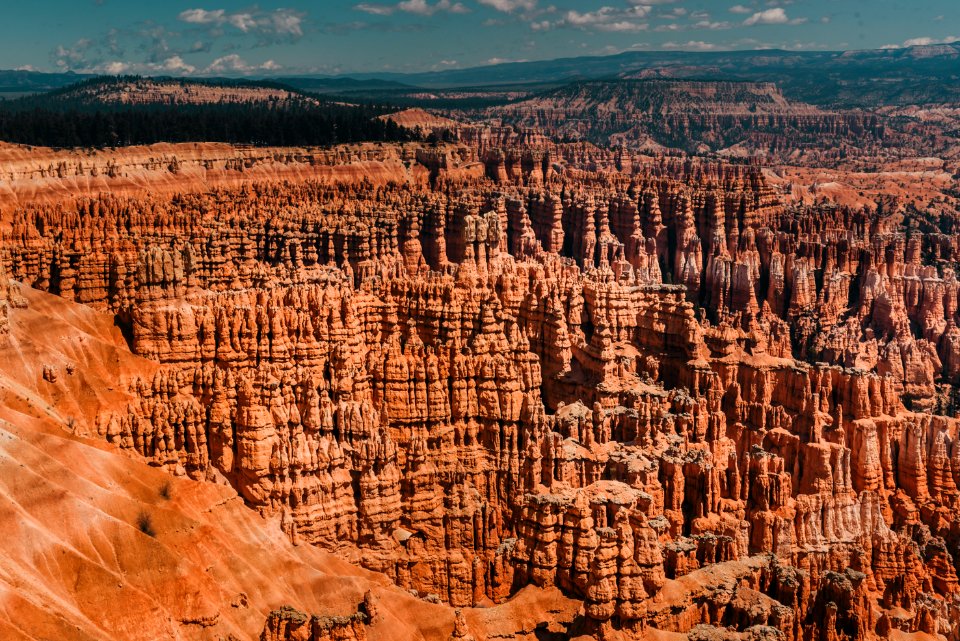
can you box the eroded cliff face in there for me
[484,80,886,158]
[0,140,434,209]
[471,80,960,169]
[3,140,959,640]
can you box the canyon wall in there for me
[478,80,959,166]
[3,141,959,639]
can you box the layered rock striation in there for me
[487,80,885,156]
[3,140,959,639]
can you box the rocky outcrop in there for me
[489,80,887,158]
[4,140,960,639]
[261,606,367,641]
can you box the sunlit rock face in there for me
[3,138,959,639]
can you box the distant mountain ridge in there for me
[0,70,90,97]
[42,76,319,107]
[4,43,960,107]
[281,44,960,107]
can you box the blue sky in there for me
[0,1,956,76]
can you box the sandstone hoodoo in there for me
[2,118,960,638]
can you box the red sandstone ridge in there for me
[379,108,460,132]
[0,141,431,210]
[1,134,960,640]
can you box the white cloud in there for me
[228,13,258,32]
[54,40,93,68]
[270,11,305,36]
[884,35,959,48]
[68,58,194,76]
[204,54,281,74]
[599,21,650,32]
[539,6,652,32]
[477,0,537,12]
[398,0,469,15]
[51,10,299,76]
[100,61,131,74]
[693,20,733,30]
[662,40,720,51]
[744,8,788,25]
[355,0,469,16]
[906,36,957,46]
[485,56,529,65]
[157,55,196,74]
[179,8,226,24]
[729,5,751,14]
[178,8,304,38]
[354,4,393,15]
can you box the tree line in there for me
[0,78,413,148]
